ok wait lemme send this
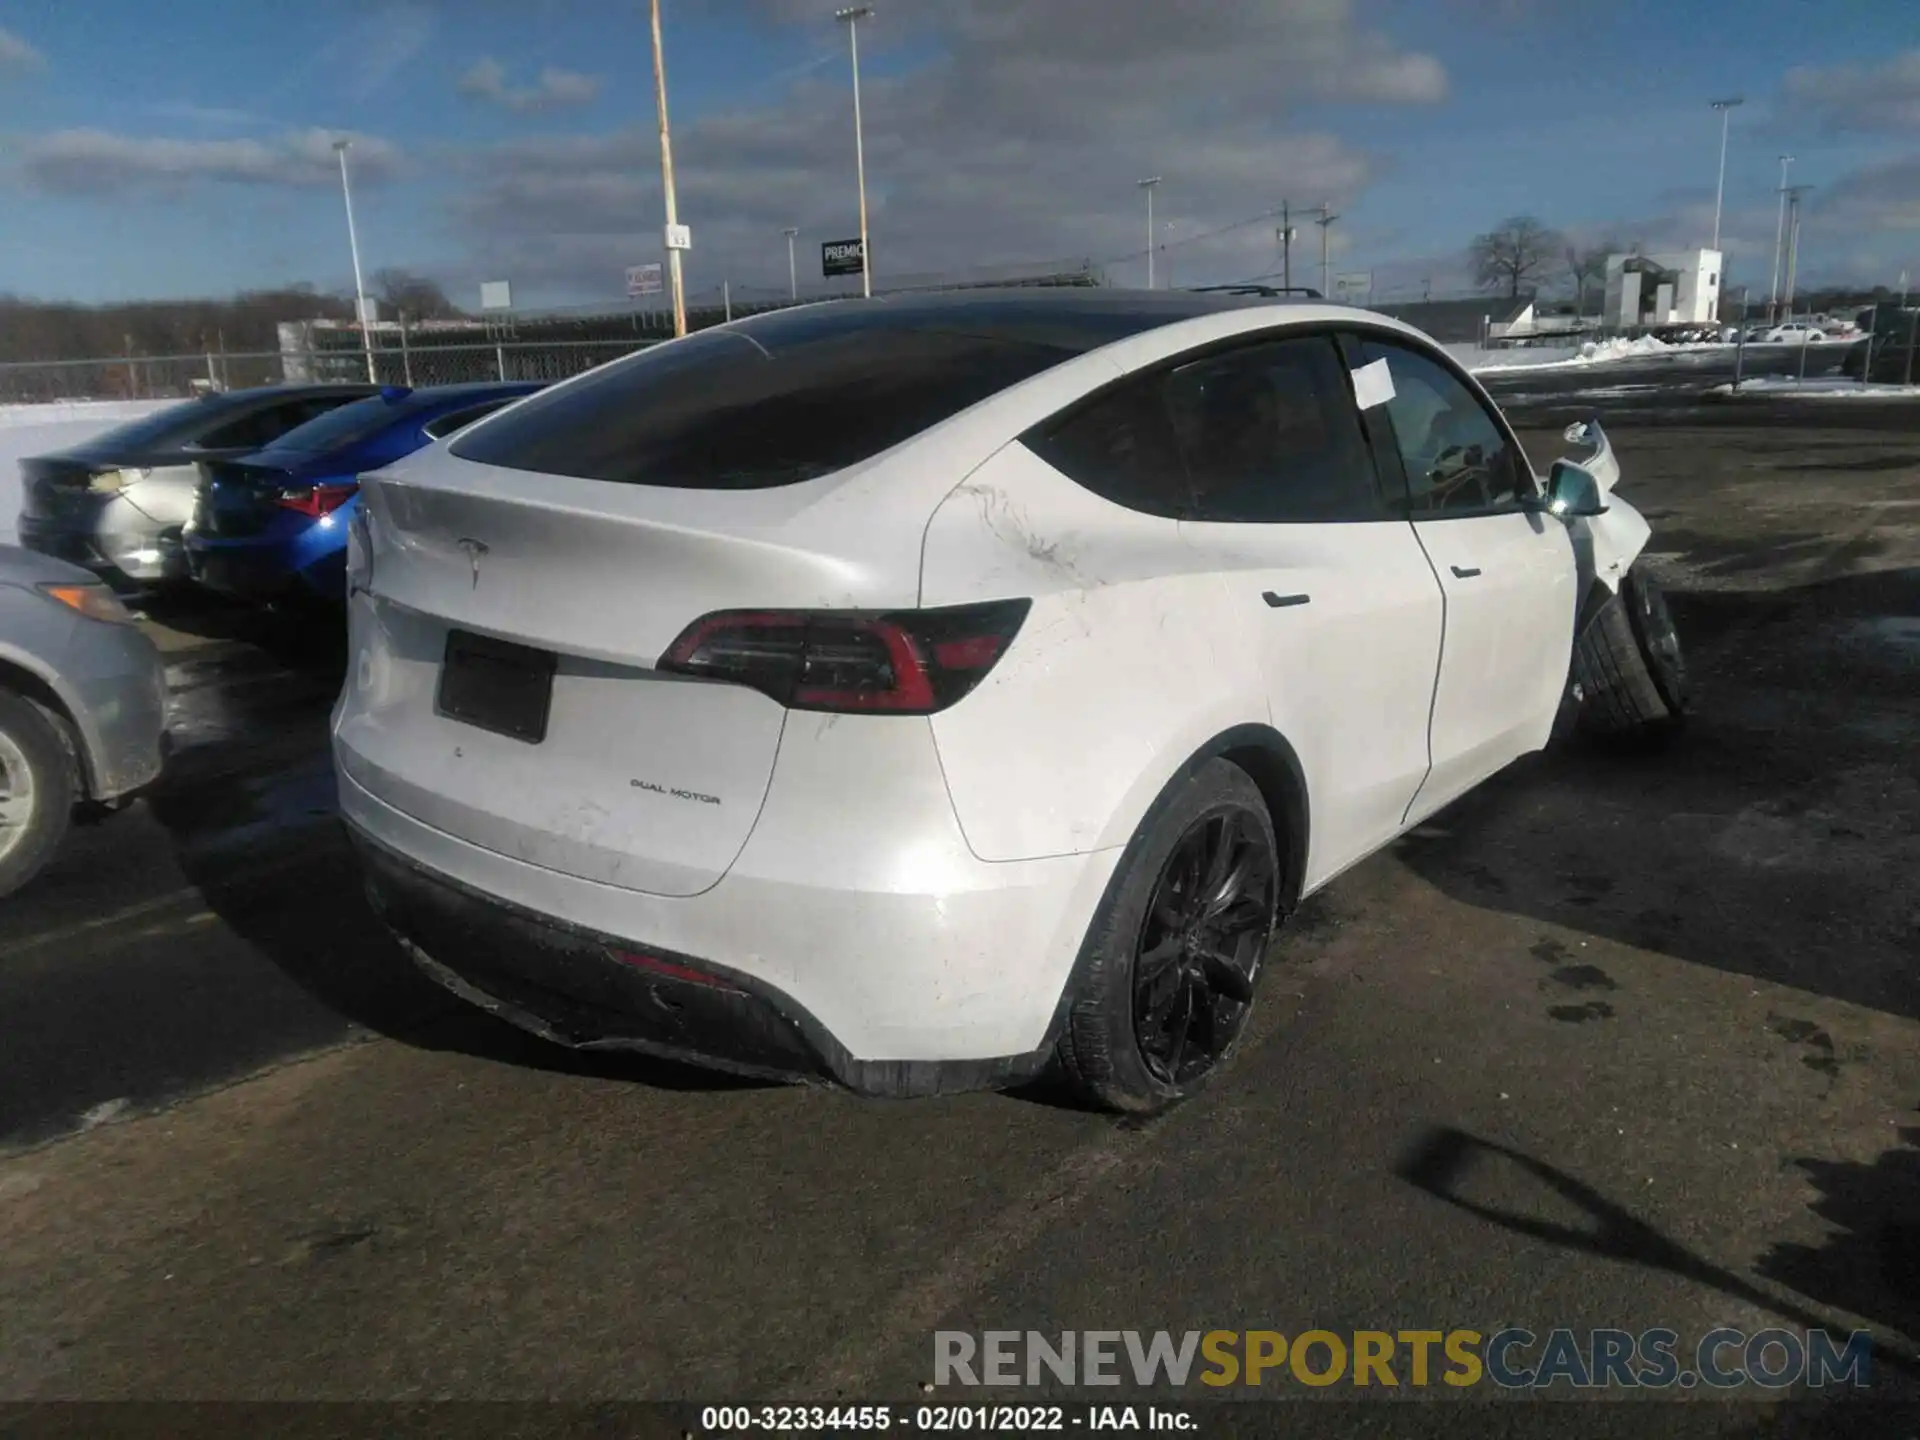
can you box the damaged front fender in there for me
[1552,418,1650,602]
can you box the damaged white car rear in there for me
[331,290,1684,1115]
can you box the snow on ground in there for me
[0,400,176,545]
[1707,377,1920,399]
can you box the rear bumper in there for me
[335,763,1120,1095]
[355,828,873,1089]
[17,514,187,588]
[61,620,170,800]
[187,531,346,603]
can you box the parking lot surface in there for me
[2,393,1918,1428]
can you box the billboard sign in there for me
[822,238,866,277]
[627,263,664,297]
[1333,272,1373,303]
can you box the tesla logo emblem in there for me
[456,538,488,589]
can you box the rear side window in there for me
[1022,377,1191,518]
[451,326,1080,489]
[1162,336,1382,523]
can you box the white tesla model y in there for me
[332,289,1687,1113]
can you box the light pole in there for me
[835,6,874,298]
[1137,177,1161,288]
[1768,154,1794,324]
[1708,96,1743,255]
[783,227,799,299]
[650,0,689,337]
[332,139,375,383]
[1782,185,1812,319]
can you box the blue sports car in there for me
[184,381,544,604]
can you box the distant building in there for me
[1602,249,1723,328]
[1367,294,1537,345]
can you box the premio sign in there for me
[822,238,866,277]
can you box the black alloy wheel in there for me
[1130,806,1278,1087]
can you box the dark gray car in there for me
[0,544,169,897]
[16,383,380,589]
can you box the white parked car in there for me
[332,291,1688,1113]
[1763,322,1827,344]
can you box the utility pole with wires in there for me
[1314,204,1338,299]
[649,0,688,337]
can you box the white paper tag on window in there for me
[1351,357,1396,410]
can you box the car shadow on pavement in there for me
[152,805,771,1096]
[1392,566,1920,1023]
[1755,1111,1920,1347]
[1395,1126,1920,1382]
[138,587,351,676]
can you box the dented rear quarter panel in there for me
[919,442,1267,864]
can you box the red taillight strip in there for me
[613,950,742,992]
[277,483,360,517]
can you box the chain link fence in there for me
[0,351,289,404]
[0,339,654,404]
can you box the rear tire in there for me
[1572,568,1690,747]
[1053,759,1281,1116]
[0,691,76,900]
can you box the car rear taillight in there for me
[657,599,1031,715]
[276,483,359,516]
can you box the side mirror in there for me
[1543,459,1608,518]
[1562,420,1596,448]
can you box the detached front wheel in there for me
[1572,568,1691,747]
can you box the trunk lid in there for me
[335,447,935,898]
[193,458,306,538]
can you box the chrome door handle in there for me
[1450,565,1482,579]
[1262,591,1310,608]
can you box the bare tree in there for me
[1468,216,1564,300]
[372,268,462,321]
[1564,239,1618,316]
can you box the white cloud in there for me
[1782,49,1920,134]
[458,57,602,113]
[1819,154,1920,235]
[445,0,1441,298]
[0,24,45,73]
[17,128,403,196]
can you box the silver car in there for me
[17,383,379,589]
[0,545,169,898]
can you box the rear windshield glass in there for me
[262,394,416,455]
[449,312,1090,488]
[83,398,242,452]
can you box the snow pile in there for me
[0,399,175,430]
[1579,334,1673,363]
[0,400,179,545]
[1708,377,1920,400]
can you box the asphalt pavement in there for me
[2,383,1918,1431]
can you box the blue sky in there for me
[0,0,1914,311]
